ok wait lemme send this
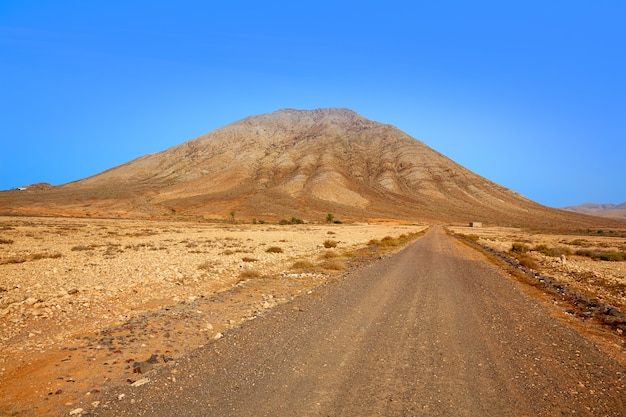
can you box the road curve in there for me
[95,226,625,416]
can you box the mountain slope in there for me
[563,202,626,221]
[0,108,619,227]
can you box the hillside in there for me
[0,108,619,227]
[563,202,626,222]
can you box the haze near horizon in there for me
[1,1,625,208]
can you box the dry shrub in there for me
[575,249,626,262]
[517,254,539,270]
[323,239,337,248]
[379,236,399,247]
[266,246,284,253]
[510,242,530,254]
[291,260,316,270]
[321,250,339,259]
[367,239,380,246]
[1,252,62,265]
[241,256,258,262]
[532,244,571,257]
[567,239,591,247]
[239,268,261,279]
[0,238,14,244]
[322,259,346,270]
[72,244,94,251]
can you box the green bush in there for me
[576,249,625,261]
[532,244,571,257]
[510,242,530,254]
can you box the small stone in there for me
[131,377,150,387]
[67,289,79,295]
[118,393,125,400]
[69,408,84,415]
[91,401,100,408]
[24,297,38,306]
[213,332,224,340]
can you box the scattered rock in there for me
[69,408,84,415]
[67,289,79,295]
[131,377,150,387]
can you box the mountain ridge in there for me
[563,202,626,221]
[1,108,621,227]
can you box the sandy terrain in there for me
[0,216,426,416]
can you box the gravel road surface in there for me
[94,226,625,416]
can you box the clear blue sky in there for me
[1,1,625,208]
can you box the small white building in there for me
[469,222,482,228]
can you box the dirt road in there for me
[94,226,625,416]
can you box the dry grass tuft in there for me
[239,268,261,279]
[323,239,338,248]
[321,250,339,259]
[266,246,284,253]
[291,260,316,271]
[241,256,258,262]
[321,259,346,270]
[379,236,399,247]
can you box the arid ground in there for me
[1,217,625,416]
[0,216,426,416]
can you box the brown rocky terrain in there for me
[0,215,426,416]
[1,108,620,228]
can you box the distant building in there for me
[469,222,482,227]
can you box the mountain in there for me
[563,202,626,221]
[0,108,620,227]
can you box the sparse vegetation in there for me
[516,254,540,270]
[510,242,530,254]
[323,239,338,248]
[72,244,95,251]
[1,252,63,265]
[532,244,571,257]
[241,256,258,262]
[575,249,626,262]
[266,246,284,253]
[379,236,399,247]
[291,260,316,271]
[321,259,346,270]
[326,213,334,223]
[279,217,304,225]
[239,268,261,279]
[0,238,14,244]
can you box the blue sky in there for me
[1,1,624,208]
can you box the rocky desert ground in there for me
[449,225,626,344]
[0,216,426,416]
